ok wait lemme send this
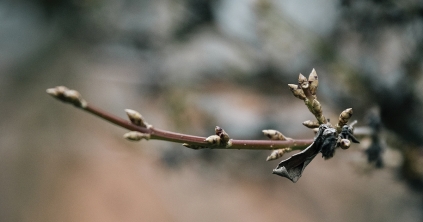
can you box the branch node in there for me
[205,135,221,146]
[205,126,232,148]
[263,129,293,161]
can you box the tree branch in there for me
[46,86,314,150]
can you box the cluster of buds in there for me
[46,86,87,108]
[276,69,360,180]
[262,129,293,161]
[204,126,232,148]
[288,69,327,125]
[123,109,152,142]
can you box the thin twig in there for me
[47,86,314,150]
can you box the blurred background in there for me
[1,0,423,221]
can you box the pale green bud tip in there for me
[123,131,150,141]
[205,135,221,145]
[46,86,87,108]
[125,109,148,127]
[46,88,58,96]
[125,109,142,121]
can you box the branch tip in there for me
[205,135,221,146]
[46,86,87,108]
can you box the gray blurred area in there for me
[1,0,423,221]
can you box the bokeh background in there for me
[1,0,423,221]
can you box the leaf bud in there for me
[302,120,320,129]
[298,73,309,89]
[288,84,306,100]
[308,68,318,95]
[123,131,150,141]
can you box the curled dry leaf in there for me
[273,124,338,182]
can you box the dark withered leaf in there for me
[273,124,334,182]
[340,125,360,143]
[320,132,338,159]
[272,141,320,182]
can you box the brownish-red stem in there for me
[83,104,313,150]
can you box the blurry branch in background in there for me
[47,69,370,182]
